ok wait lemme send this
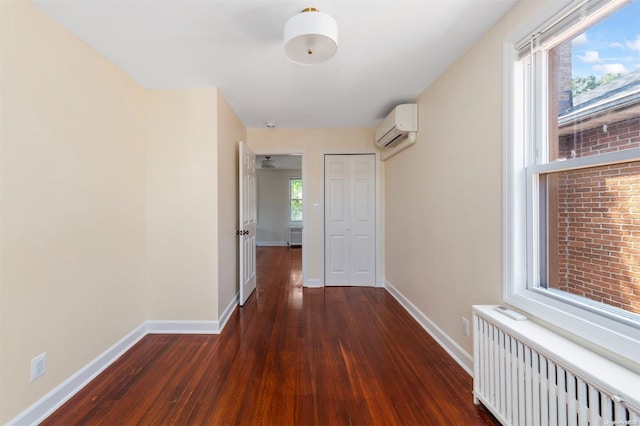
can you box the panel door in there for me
[238,142,257,305]
[325,154,375,286]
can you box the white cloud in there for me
[626,35,640,52]
[610,42,625,49]
[593,63,628,74]
[572,33,588,46]
[578,50,603,63]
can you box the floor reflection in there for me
[288,262,303,309]
[288,282,303,309]
[253,246,302,313]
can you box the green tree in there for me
[572,75,597,96]
[599,72,622,85]
[572,73,623,97]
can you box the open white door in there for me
[238,141,257,306]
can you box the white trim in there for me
[304,278,323,288]
[375,151,383,292]
[384,280,474,376]
[219,293,239,331]
[301,155,308,286]
[256,241,287,247]
[529,148,640,174]
[514,0,630,57]
[146,320,219,334]
[7,323,148,426]
[9,279,473,426]
[503,0,640,368]
[6,311,241,426]
[251,149,307,286]
[502,41,519,305]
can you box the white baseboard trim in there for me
[304,278,323,288]
[146,320,219,334]
[256,241,287,247]
[7,323,148,426]
[7,308,241,426]
[8,285,471,425]
[384,280,474,376]
[219,293,239,331]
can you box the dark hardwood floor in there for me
[43,247,499,425]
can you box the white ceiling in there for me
[31,0,518,129]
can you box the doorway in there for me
[254,153,305,282]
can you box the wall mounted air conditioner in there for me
[375,104,418,160]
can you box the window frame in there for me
[503,0,640,365]
[289,176,303,223]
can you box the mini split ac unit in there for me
[375,104,418,159]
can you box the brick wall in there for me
[559,116,640,159]
[552,41,573,115]
[553,116,640,314]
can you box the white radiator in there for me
[288,226,302,247]
[473,305,640,426]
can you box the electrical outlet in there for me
[461,317,470,337]
[30,352,47,381]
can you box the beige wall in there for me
[0,0,554,420]
[146,88,220,320]
[1,1,147,421]
[256,169,302,245]
[383,0,549,357]
[0,4,247,420]
[216,91,246,315]
[247,129,377,284]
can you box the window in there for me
[290,177,302,222]
[505,0,639,363]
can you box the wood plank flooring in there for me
[43,247,498,425]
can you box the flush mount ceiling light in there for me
[261,156,276,169]
[284,7,338,65]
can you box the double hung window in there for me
[505,0,640,363]
[290,177,303,222]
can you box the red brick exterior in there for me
[553,116,640,314]
[559,117,640,159]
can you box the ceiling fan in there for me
[261,156,276,169]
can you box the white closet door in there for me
[350,155,376,286]
[325,156,351,285]
[325,154,375,286]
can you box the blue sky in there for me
[571,0,640,78]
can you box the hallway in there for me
[43,247,498,425]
